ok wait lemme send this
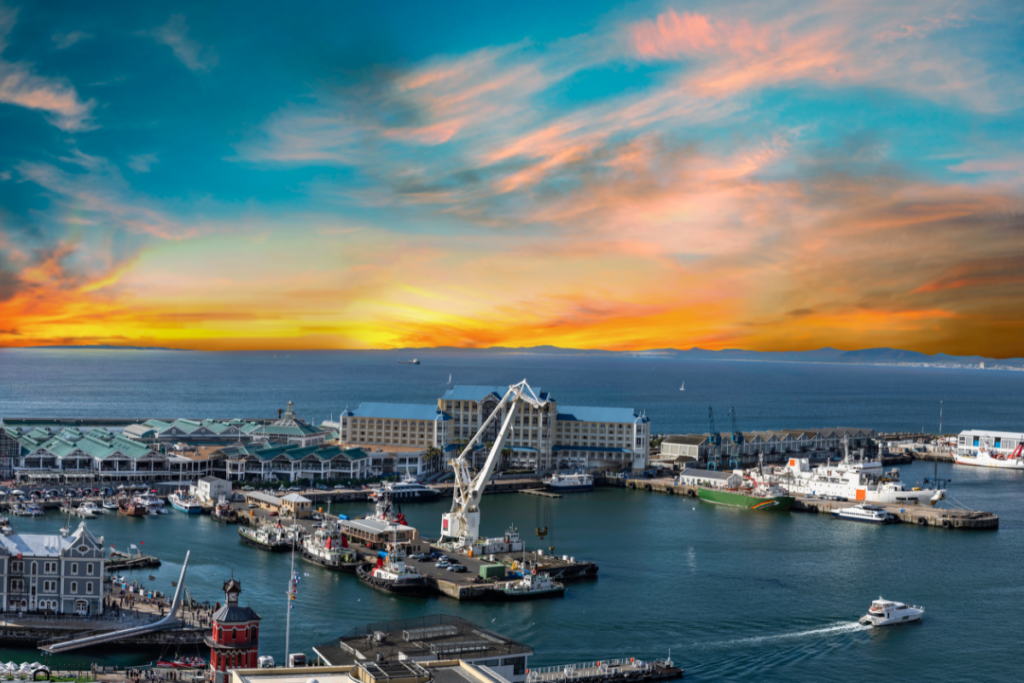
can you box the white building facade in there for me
[957,430,1024,458]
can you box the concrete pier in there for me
[596,476,999,530]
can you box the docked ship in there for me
[952,445,1024,470]
[545,472,594,493]
[238,523,293,552]
[135,492,167,514]
[369,474,440,502]
[832,504,895,524]
[498,568,565,601]
[356,542,429,596]
[776,457,944,506]
[168,490,203,514]
[301,523,360,572]
[118,499,147,517]
[698,478,795,511]
[212,496,237,523]
[859,597,925,626]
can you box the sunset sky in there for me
[1,0,1023,355]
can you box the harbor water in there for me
[1,349,1023,682]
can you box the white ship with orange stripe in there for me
[775,456,943,506]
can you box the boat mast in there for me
[285,536,295,660]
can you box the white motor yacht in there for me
[832,504,894,524]
[859,597,924,626]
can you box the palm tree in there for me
[500,445,513,472]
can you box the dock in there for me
[429,477,545,495]
[597,476,998,530]
[520,488,563,498]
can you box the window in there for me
[11,560,23,573]
[31,562,37,575]
[71,563,78,575]
[11,579,24,592]
[86,582,94,594]
[71,581,78,593]
[87,563,94,575]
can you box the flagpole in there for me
[285,535,294,661]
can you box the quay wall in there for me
[596,476,998,531]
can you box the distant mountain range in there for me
[399,345,1024,369]
[10,344,1024,368]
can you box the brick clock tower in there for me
[206,579,261,683]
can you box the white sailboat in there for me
[679,381,685,391]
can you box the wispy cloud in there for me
[52,30,92,50]
[0,5,95,131]
[127,153,158,173]
[145,14,218,72]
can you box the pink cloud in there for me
[632,10,769,60]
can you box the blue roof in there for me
[441,385,511,401]
[557,406,642,424]
[351,402,450,421]
[553,445,634,453]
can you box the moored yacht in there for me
[370,474,440,502]
[859,597,925,626]
[832,504,895,524]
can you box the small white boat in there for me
[680,381,685,391]
[80,501,104,515]
[859,597,925,626]
[102,499,119,511]
[832,504,894,524]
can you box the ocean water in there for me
[1,349,1023,682]
[1,348,1023,433]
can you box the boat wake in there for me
[692,621,870,650]
[682,622,872,681]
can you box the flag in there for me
[140,541,145,545]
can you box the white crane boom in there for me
[441,380,547,544]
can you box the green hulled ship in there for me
[697,486,795,511]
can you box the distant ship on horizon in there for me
[398,358,420,365]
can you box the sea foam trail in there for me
[691,621,870,650]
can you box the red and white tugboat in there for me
[356,540,429,596]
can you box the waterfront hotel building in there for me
[0,522,106,615]
[332,385,651,472]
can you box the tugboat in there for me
[212,496,237,523]
[301,522,360,572]
[498,567,565,600]
[356,541,429,596]
[859,597,925,626]
[238,522,292,552]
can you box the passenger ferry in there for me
[369,474,440,502]
[135,493,167,514]
[356,541,429,596]
[168,490,203,514]
[832,504,894,524]
[545,472,594,492]
[859,597,924,626]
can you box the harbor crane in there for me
[728,406,744,469]
[707,407,722,471]
[441,380,548,546]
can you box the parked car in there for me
[447,564,467,573]
[435,560,450,569]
